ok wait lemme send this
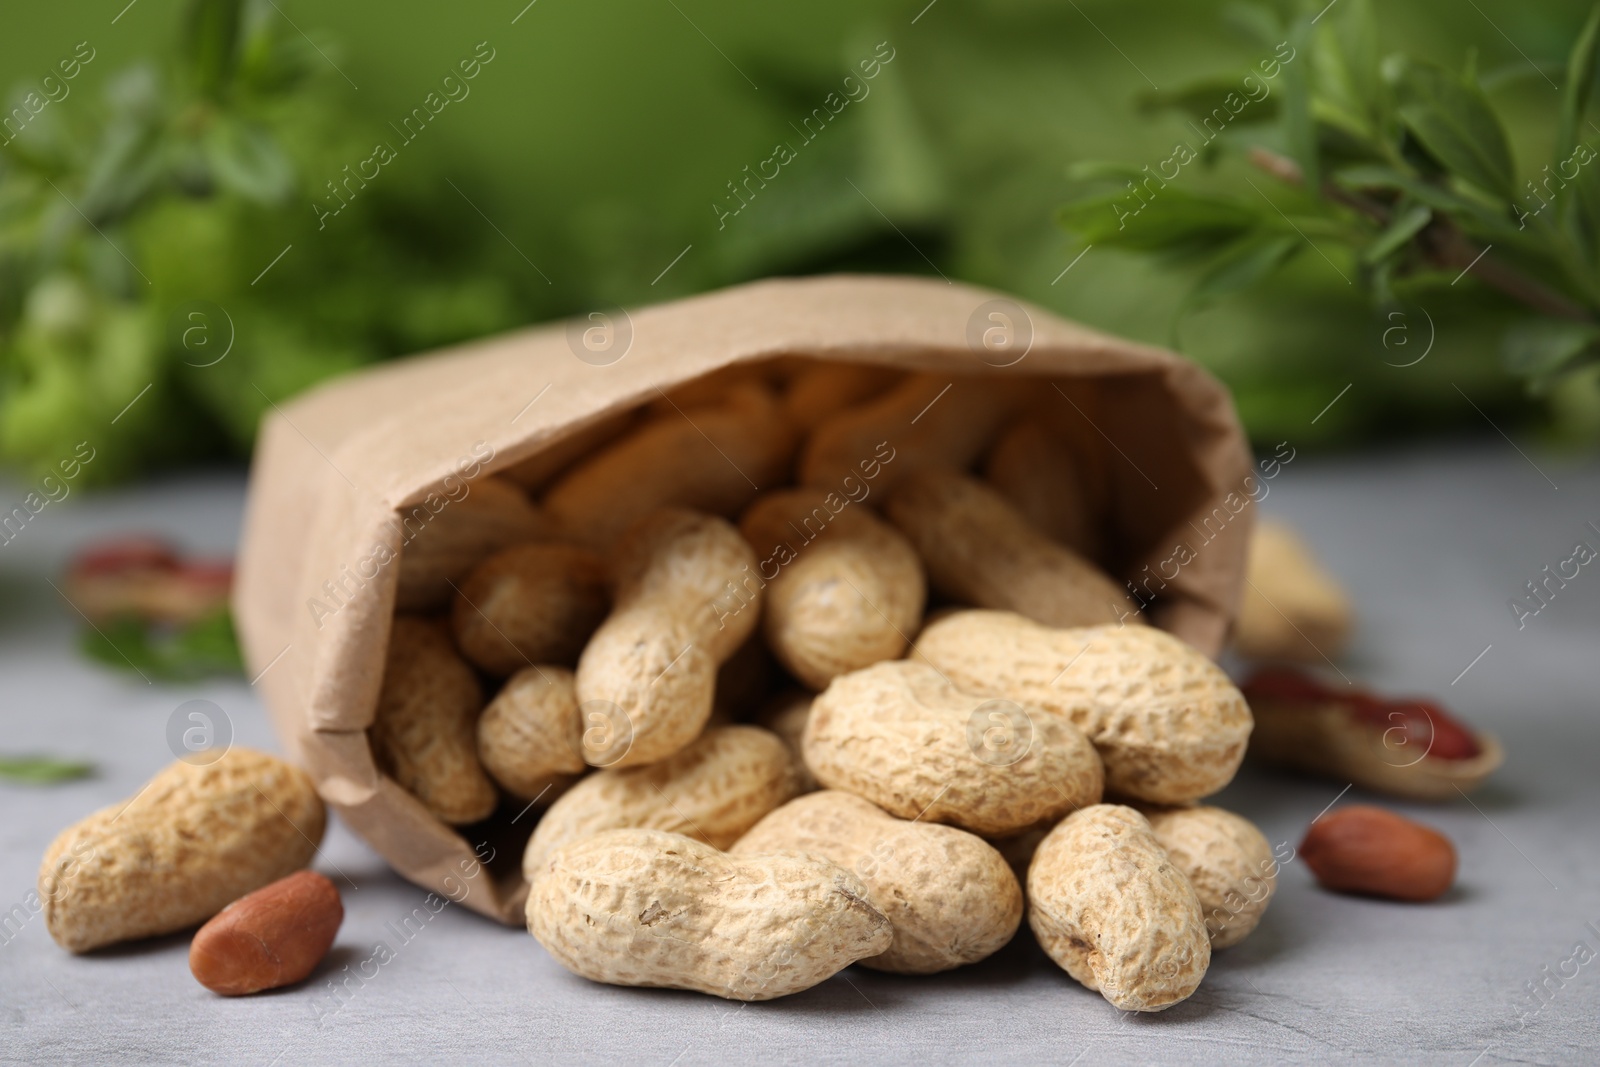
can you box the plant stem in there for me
[1249,147,1595,323]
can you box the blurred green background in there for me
[3,0,1598,485]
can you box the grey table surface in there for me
[1,445,1598,1066]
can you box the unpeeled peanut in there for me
[782,362,901,429]
[544,383,798,548]
[734,791,1022,974]
[1235,519,1353,662]
[499,409,638,492]
[647,363,783,416]
[886,467,1138,628]
[476,667,586,802]
[396,475,554,611]
[984,417,1106,563]
[526,828,893,1000]
[914,611,1251,804]
[189,870,343,995]
[740,488,925,689]
[522,725,802,880]
[799,373,1026,493]
[576,509,761,767]
[40,748,326,953]
[450,543,609,675]
[370,617,497,824]
[1028,804,1210,1011]
[1139,804,1277,949]
[802,659,1104,836]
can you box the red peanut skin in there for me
[189,870,343,995]
[1300,806,1457,903]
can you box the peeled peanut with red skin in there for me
[370,617,497,825]
[801,659,1103,836]
[886,467,1138,629]
[740,488,925,689]
[451,543,609,675]
[189,870,343,995]
[576,509,762,768]
[1300,805,1456,902]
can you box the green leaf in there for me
[1334,165,1528,243]
[79,609,244,681]
[1556,5,1600,168]
[1362,203,1431,264]
[1057,189,1263,251]
[184,0,244,98]
[0,756,94,784]
[1392,60,1515,201]
[1185,233,1300,309]
[1281,17,1319,189]
[1566,153,1600,267]
[1503,318,1600,386]
[1138,78,1280,125]
[1315,0,1381,139]
[1222,3,1282,49]
[1065,161,1148,184]
[204,119,294,203]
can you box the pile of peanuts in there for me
[379,361,1269,1010]
[40,360,1275,1012]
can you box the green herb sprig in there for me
[1058,0,1600,394]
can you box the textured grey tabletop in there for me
[2,446,1598,1066]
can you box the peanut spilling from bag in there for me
[526,828,892,1000]
[802,659,1103,836]
[522,724,802,879]
[576,508,762,767]
[886,467,1137,628]
[40,748,325,953]
[1138,803,1278,949]
[740,488,925,689]
[545,383,797,548]
[1028,804,1211,1011]
[914,610,1252,804]
[181,359,1268,1008]
[370,617,498,825]
[734,790,1022,974]
[477,666,586,802]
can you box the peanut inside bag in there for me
[234,274,1255,923]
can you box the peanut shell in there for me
[734,791,1021,974]
[801,659,1103,836]
[914,611,1251,804]
[522,724,801,880]
[40,748,326,953]
[526,828,892,1000]
[1027,804,1210,1011]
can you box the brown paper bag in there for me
[233,274,1256,924]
